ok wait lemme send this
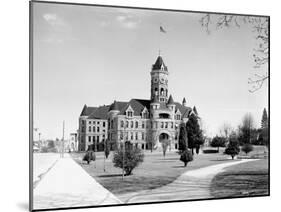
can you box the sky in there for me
[32,2,268,140]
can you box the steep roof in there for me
[120,99,151,116]
[109,101,119,111]
[87,105,110,119]
[174,102,192,118]
[80,105,97,116]
[152,56,168,71]
[167,95,175,105]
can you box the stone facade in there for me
[78,55,196,151]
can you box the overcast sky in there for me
[32,2,268,140]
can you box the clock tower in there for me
[150,55,169,103]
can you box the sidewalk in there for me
[121,159,259,203]
[33,154,122,210]
[33,153,59,185]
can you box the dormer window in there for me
[175,109,182,120]
[141,107,149,119]
[126,105,134,118]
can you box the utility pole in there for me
[61,120,65,158]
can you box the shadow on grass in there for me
[209,159,233,162]
[152,158,179,163]
[98,174,123,178]
[171,165,186,168]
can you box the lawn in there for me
[71,150,239,197]
[210,158,269,198]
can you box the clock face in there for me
[160,77,165,84]
[153,78,158,83]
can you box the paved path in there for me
[120,159,259,203]
[33,153,59,185]
[33,154,121,210]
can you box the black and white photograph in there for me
[30,1,269,211]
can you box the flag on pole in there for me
[160,26,167,33]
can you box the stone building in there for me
[78,54,197,151]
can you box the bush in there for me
[203,149,219,154]
[180,150,193,166]
[83,150,96,164]
[242,143,254,155]
[113,144,144,176]
[224,139,240,160]
[210,136,226,151]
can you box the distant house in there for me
[78,54,198,152]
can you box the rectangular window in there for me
[161,122,164,128]
[131,132,134,140]
[135,132,138,140]
[171,122,174,129]
[88,126,91,132]
[89,121,91,124]
[81,126,85,132]
[93,126,96,132]
[142,132,144,140]
[93,121,95,125]
[131,121,133,128]
[142,121,145,128]
[82,120,85,125]
[103,122,105,127]
[93,136,96,142]
[88,136,91,142]
[97,127,100,132]
[97,121,100,125]
[165,122,168,128]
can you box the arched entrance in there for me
[153,131,172,150]
[159,133,169,142]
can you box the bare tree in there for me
[219,122,233,139]
[200,14,269,92]
[239,113,255,144]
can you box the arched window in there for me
[160,88,164,95]
[126,121,129,128]
[131,121,134,128]
[135,121,138,128]
[154,87,158,95]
